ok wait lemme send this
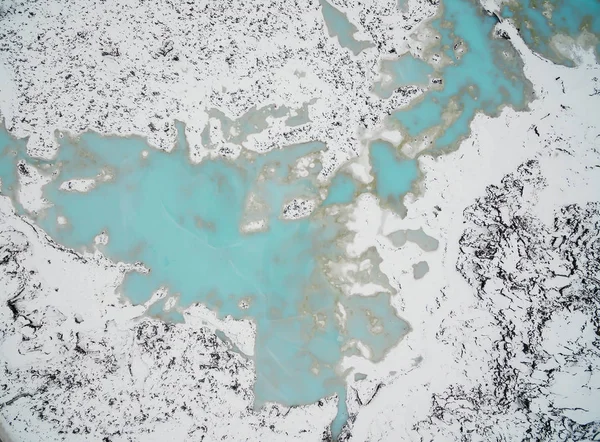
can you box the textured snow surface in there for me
[0,0,434,179]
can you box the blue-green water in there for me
[370,141,419,214]
[501,0,600,66]
[323,172,358,207]
[391,0,531,150]
[372,55,435,99]
[0,125,409,438]
[319,0,373,55]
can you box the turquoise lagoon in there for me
[387,0,600,153]
[390,0,532,150]
[0,126,412,437]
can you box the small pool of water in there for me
[370,140,419,215]
[323,172,358,207]
[372,55,434,99]
[319,0,373,55]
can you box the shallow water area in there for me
[372,55,434,99]
[370,140,419,215]
[0,124,411,438]
[390,0,531,151]
[501,0,600,66]
[323,172,359,207]
[319,0,373,55]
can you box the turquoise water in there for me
[0,125,409,438]
[370,141,419,214]
[319,0,373,55]
[344,292,408,361]
[372,55,435,99]
[501,0,600,66]
[391,0,531,150]
[323,172,358,206]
